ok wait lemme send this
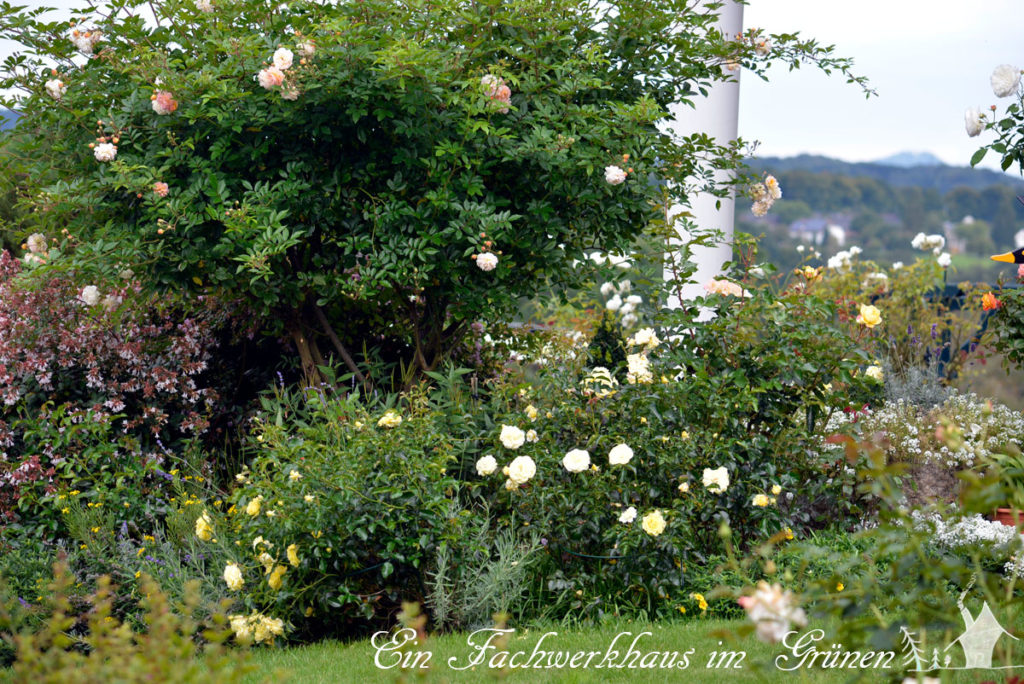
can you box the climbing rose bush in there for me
[0,0,865,385]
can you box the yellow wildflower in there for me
[267,564,286,591]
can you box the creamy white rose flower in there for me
[499,424,526,450]
[754,38,771,56]
[273,47,294,71]
[626,352,653,384]
[45,79,66,100]
[965,107,984,137]
[702,466,730,494]
[608,443,633,466]
[195,0,214,12]
[625,294,642,306]
[377,410,402,428]
[223,562,244,591]
[525,429,538,443]
[865,365,883,382]
[297,41,316,58]
[562,448,590,473]
[599,282,616,297]
[26,233,47,254]
[619,506,637,524]
[604,165,627,185]
[628,327,660,350]
[93,142,117,162]
[937,252,952,268]
[606,294,622,312]
[507,455,536,484]
[476,252,498,271]
[892,261,903,270]
[991,64,1021,98]
[641,510,666,536]
[475,455,497,476]
[80,285,101,306]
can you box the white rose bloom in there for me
[297,41,316,58]
[609,253,632,270]
[892,261,903,270]
[45,79,66,100]
[702,466,730,494]
[525,429,538,443]
[754,38,771,57]
[195,0,214,12]
[507,455,536,484]
[618,301,635,316]
[796,245,805,253]
[499,424,526,450]
[621,312,638,328]
[605,294,622,311]
[626,352,653,384]
[625,294,642,306]
[937,252,952,268]
[562,448,590,473]
[865,365,884,382]
[991,64,1021,98]
[848,246,862,256]
[628,327,660,350]
[965,107,984,137]
[608,443,633,466]
[476,252,498,271]
[93,142,117,162]
[80,285,101,306]
[604,165,627,185]
[273,47,294,71]
[26,233,47,254]
[599,282,616,297]
[475,455,497,476]
[619,506,637,524]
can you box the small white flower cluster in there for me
[1006,554,1024,579]
[590,252,632,270]
[601,279,642,327]
[826,245,861,273]
[195,0,214,12]
[823,393,1024,469]
[257,47,300,99]
[911,510,1021,557]
[750,175,782,216]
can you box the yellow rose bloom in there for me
[856,303,882,329]
[245,496,262,517]
[771,484,782,496]
[752,494,771,507]
[223,562,244,591]
[524,405,538,421]
[641,510,667,537]
[377,410,402,429]
[836,582,844,592]
[268,564,287,591]
[287,543,300,567]
[195,511,214,541]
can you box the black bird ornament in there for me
[991,247,1024,264]
[990,196,1024,264]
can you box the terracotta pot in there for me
[993,508,1024,529]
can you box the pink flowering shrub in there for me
[0,251,228,526]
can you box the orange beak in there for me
[992,252,1017,263]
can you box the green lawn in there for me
[242,619,1020,683]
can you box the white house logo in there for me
[902,580,1020,673]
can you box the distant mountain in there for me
[0,109,19,131]
[875,151,947,168]
[749,154,1024,193]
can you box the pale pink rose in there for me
[151,90,178,115]
[1017,264,1024,280]
[257,66,286,89]
[93,142,117,162]
[704,278,750,298]
[153,182,170,197]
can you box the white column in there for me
[664,1,743,309]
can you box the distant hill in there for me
[0,109,19,131]
[749,154,1024,193]
[875,151,947,168]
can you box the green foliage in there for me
[2,561,253,683]
[0,0,865,386]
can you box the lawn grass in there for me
[242,618,1021,683]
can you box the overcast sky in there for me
[2,1,1021,173]
[739,0,1022,171]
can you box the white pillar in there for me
[664,1,743,309]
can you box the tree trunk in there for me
[288,319,320,386]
